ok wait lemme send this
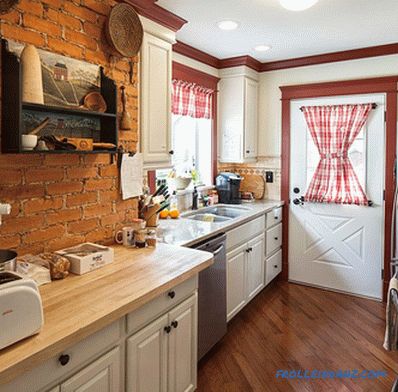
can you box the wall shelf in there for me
[1,39,118,154]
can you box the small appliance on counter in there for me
[215,172,242,204]
[0,271,44,350]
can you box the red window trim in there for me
[280,76,398,302]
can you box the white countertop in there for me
[157,200,284,247]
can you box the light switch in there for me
[265,171,274,183]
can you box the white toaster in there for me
[0,272,44,350]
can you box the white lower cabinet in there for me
[227,234,265,321]
[127,294,198,392]
[60,347,120,392]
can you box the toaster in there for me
[0,272,44,350]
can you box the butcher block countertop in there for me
[0,244,213,384]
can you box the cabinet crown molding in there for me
[140,16,176,44]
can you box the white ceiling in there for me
[157,0,398,62]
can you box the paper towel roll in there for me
[21,44,44,104]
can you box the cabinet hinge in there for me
[382,269,385,280]
[385,111,387,122]
[383,190,386,201]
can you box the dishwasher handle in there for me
[212,245,224,256]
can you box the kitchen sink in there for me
[182,205,251,223]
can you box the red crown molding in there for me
[173,41,220,68]
[262,43,398,72]
[173,40,398,73]
[172,61,220,89]
[123,0,187,32]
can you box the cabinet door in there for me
[60,347,120,392]
[127,315,168,392]
[227,244,247,321]
[244,77,258,160]
[246,234,265,301]
[168,294,198,392]
[141,33,172,166]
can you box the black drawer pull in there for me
[274,216,278,220]
[59,354,70,366]
[164,326,171,334]
[274,265,278,269]
[171,321,178,329]
[168,291,176,299]
[274,237,279,241]
[169,150,174,155]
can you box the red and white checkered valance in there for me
[172,80,214,119]
[302,103,373,206]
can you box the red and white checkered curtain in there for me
[172,80,214,119]
[302,104,373,206]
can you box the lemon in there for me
[169,209,180,219]
[159,209,169,219]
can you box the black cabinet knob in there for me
[274,265,278,269]
[169,150,174,155]
[59,354,70,366]
[274,237,279,241]
[168,291,176,299]
[274,216,278,220]
[246,150,250,154]
[164,326,171,334]
[171,321,178,329]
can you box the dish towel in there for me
[384,276,398,351]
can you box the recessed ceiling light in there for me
[280,0,318,11]
[217,20,240,31]
[254,45,272,52]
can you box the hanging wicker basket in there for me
[0,0,20,15]
[105,4,143,58]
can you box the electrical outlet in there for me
[265,171,274,183]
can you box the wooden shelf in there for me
[22,102,117,118]
[18,149,117,154]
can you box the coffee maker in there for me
[215,172,242,204]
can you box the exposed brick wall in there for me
[0,0,140,254]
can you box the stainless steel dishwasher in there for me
[193,233,227,360]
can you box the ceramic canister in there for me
[21,45,44,104]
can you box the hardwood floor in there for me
[197,281,398,392]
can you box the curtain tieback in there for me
[320,152,349,160]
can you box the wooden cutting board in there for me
[240,174,265,199]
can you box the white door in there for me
[61,347,120,392]
[244,77,258,159]
[289,94,385,299]
[227,244,247,321]
[126,315,168,392]
[246,234,265,300]
[168,294,197,392]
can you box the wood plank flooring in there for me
[197,281,398,392]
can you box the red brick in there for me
[18,243,45,256]
[24,224,65,244]
[0,154,43,168]
[85,227,113,243]
[67,167,97,180]
[47,208,82,225]
[0,215,45,235]
[66,192,97,207]
[85,178,113,191]
[44,154,80,166]
[25,168,64,183]
[0,184,45,200]
[0,169,22,185]
[0,234,21,249]
[47,182,83,195]
[83,154,110,166]
[0,10,20,24]
[100,212,123,227]
[84,203,112,218]
[83,21,102,38]
[42,0,63,9]
[47,37,84,58]
[17,1,44,16]
[64,2,97,23]
[83,0,111,15]
[0,24,45,47]
[65,29,97,51]
[68,218,98,234]
[99,189,119,203]
[46,235,85,252]
[24,197,63,214]
[85,48,107,65]
[24,14,62,37]
[99,165,118,177]
[47,9,82,30]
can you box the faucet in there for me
[0,203,11,226]
[192,187,198,210]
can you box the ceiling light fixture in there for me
[254,45,272,52]
[280,0,318,11]
[217,20,240,31]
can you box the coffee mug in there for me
[115,227,134,246]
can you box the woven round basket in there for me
[0,0,19,14]
[106,4,143,58]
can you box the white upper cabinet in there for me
[140,18,175,169]
[219,68,259,163]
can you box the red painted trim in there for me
[172,62,220,89]
[123,0,187,32]
[172,62,219,182]
[280,77,398,301]
[173,40,398,73]
[262,43,398,72]
[173,41,220,69]
[219,56,262,72]
[147,170,156,194]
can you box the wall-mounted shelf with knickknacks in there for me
[1,39,118,155]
